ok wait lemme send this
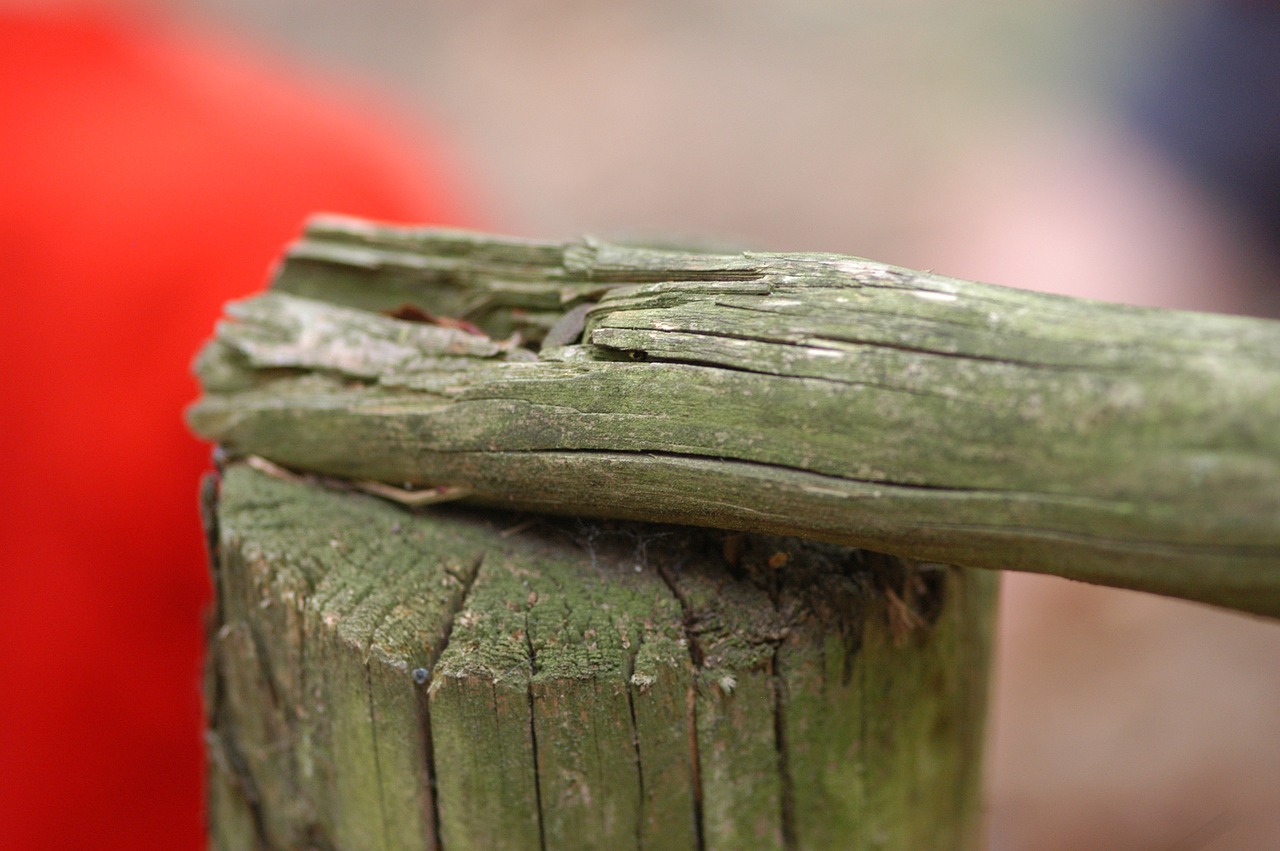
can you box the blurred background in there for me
[180,0,1280,305]
[4,1,1279,848]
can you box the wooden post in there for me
[205,462,996,850]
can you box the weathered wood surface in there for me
[206,462,996,850]
[189,215,1280,616]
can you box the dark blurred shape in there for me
[0,9,474,850]
[1128,2,1280,260]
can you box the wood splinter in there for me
[243,453,471,507]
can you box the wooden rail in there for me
[191,215,1280,617]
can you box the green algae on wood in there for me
[430,521,696,850]
[190,217,1280,617]
[208,464,486,849]
[207,463,995,849]
[778,553,997,849]
[657,534,995,850]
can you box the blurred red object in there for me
[0,10,475,850]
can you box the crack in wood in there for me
[654,558,706,851]
[523,614,549,851]
[362,663,394,851]
[416,550,485,851]
[593,306,1104,372]
[206,632,270,846]
[202,469,276,850]
[770,646,797,851]
[442,446,1133,504]
[622,651,648,851]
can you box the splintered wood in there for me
[191,217,1280,616]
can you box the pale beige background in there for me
[173,2,1280,847]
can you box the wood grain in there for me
[190,215,1280,616]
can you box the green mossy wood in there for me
[192,216,1280,616]
[207,463,996,850]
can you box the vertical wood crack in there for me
[771,648,797,851]
[203,469,273,849]
[207,633,273,849]
[655,561,706,851]
[524,614,548,851]
[623,651,647,850]
[417,550,485,851]
[363,664,393,851]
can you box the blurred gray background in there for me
[170,2,1280,848]
[176,1,1142,255]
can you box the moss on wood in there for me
[207,463,995,849]
[191,217,1280,616]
